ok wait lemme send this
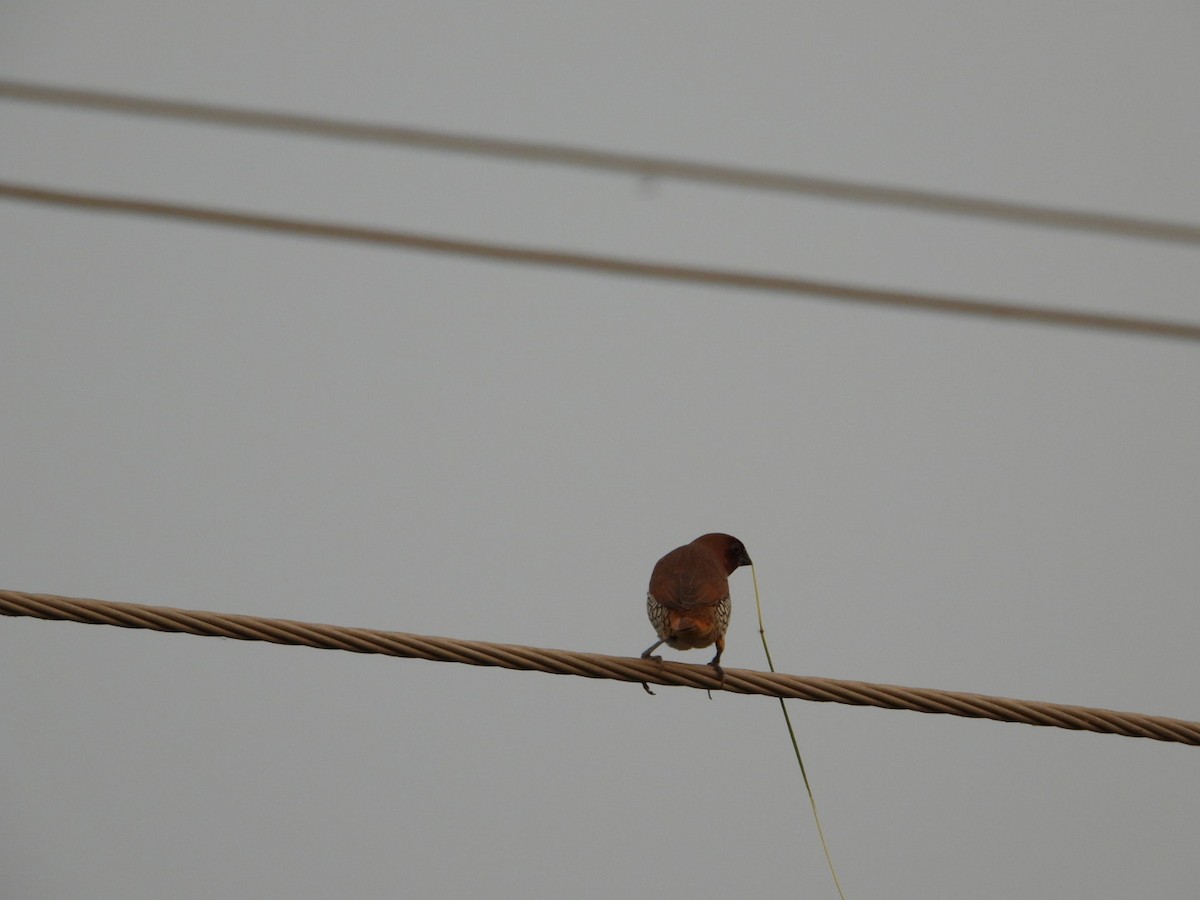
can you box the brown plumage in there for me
[641,533,752,691]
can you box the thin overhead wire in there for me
[751,566,847,900]
[2,78,1199,246]
[3,180,1199,343]
[3,590,1198,746]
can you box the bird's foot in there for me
[640,651,663,696]
[705,661,725,700]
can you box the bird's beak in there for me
[739,552,753,567]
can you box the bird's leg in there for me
[705,637,726,699]
[708,636,725,678]
[640,639,664,662]
[640,640,665,695]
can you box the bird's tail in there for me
[670,614,701,636]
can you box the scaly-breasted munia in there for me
[641,533,752,686]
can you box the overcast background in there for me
[3,4,1199,899]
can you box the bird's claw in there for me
[641,652,663,696]
[705,661,725,700]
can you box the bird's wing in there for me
[648,545,730,610]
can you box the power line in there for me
[3,78,1199,246]
[3,179,1199,343]
[2,589,1197,745]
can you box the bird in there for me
[641,533,752,694]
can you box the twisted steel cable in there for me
[3,589,1197,746]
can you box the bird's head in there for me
[693,533,752,574]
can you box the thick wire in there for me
[3,78,1200,246]
[3,181,1199,343]
[2,590,1197,747]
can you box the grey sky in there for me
[3,4,1199,898]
